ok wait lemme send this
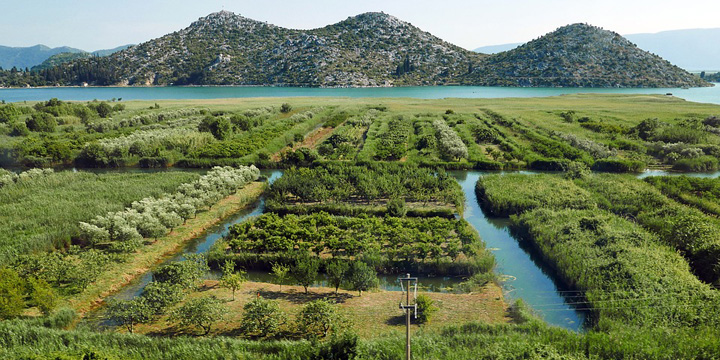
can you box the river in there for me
[1,84,719,104]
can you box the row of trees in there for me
[228,211,476,257]
[79,166,259,251]
[86,108,202,133]
[268,163,463,208]
[432,119,468,161]
[374,117,411,160]
[191,109,320,159]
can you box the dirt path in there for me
[271,125,337,161]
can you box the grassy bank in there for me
[0,170,200,265]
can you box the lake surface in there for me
[1,84,719,104]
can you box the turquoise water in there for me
[1,84,719,104]
[452,171,586,331]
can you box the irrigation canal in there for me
[85,169,720,331]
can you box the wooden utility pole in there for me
[399,274,417,360]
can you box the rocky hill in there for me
[468,23,709,87]
[11,14,712,88]
[53,11,483,87]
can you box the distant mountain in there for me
[467,23,708,88]
[474,28,720,71]
[0,44,134,71]
[474,43,522,54]
[625,29,720,71]
[1,13,710,88]
[0,45,84,70]
[91,45,134,57]
[55,11,483,86]
[31,45,134,71]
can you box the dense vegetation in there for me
[3,96,720,173]
[477,173,720,345]
[0,169,199,265]
[219,212,493,276]
[644,175,720,216]
[3,96,720,358]
[267,163,463,216]
[2,303,720,359]
[575,175,720,284]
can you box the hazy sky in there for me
[2,0,719,51]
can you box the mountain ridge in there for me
[467,23,708,87]
[2,12,710,88]
[474,28,720,71]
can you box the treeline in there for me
[477,110,644,172]
[267,163,463,216]
[0,57,122,87]
[220,212,493,276]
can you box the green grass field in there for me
[0,170,200,265]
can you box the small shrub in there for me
[414,294,438,325]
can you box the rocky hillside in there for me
[11,14,712,88]
[468,23,709,87]
[56,11,483,87]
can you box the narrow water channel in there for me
[452,171,587,331]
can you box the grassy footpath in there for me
[67,182,266,315]
[133,280,509,338]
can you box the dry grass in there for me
[133,279,509,338]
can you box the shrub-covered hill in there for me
[40,11,483,87]
[6,14,711,88]
[468,23,710,88]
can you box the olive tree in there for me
[170,296,226,335]
[106,298,153,333]
[240,296,286,338]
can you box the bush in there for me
[26,113,57,132]
[414,294,438,324]
[280,103,293,113]
[240,296,286,338]
[170,296,226,335]
[591,158,645,173]
[672,156,719,172]
[386,197,407,217]
[294,299,342,339]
